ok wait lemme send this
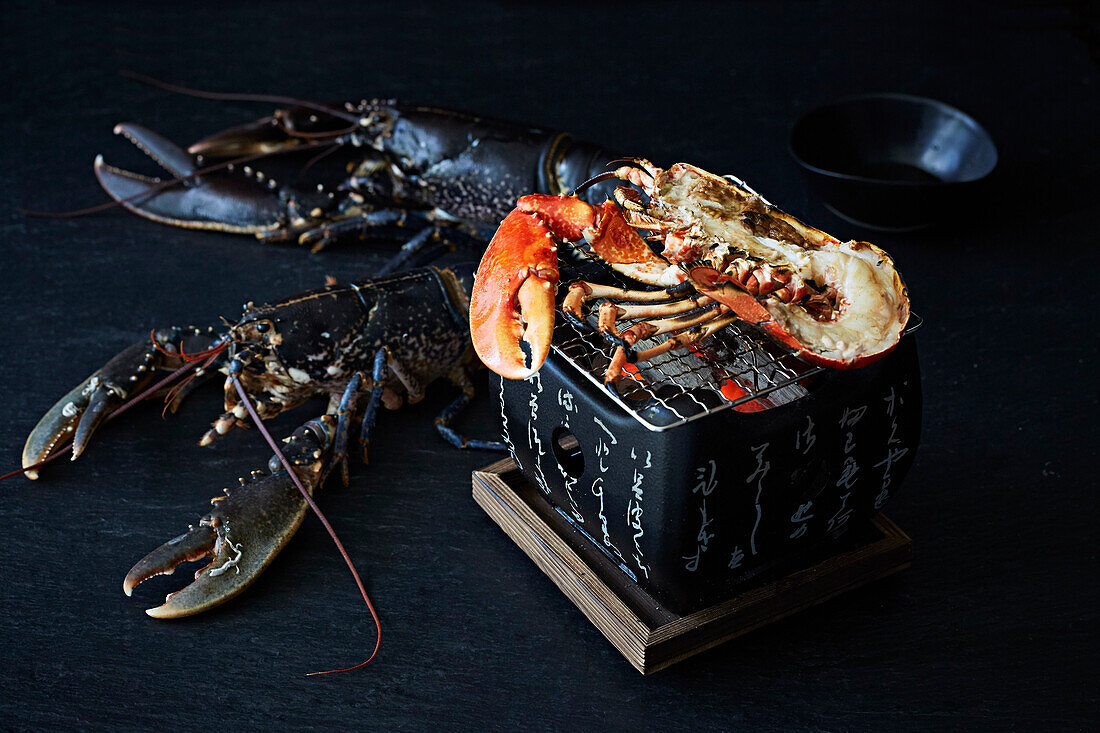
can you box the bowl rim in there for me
[788,92,998,187]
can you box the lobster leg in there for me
[357,350,389,463]
[294,208,487,255]
[375,226,488,276]
[609,302,731,347]
[292,209,426,253]
[358,343,458,454]
[377,229,438,275]
[606,313,740,382]
[199,373,293,447]
[332,371,366,486]
[559,275,745,384]
[434,369,507,452]
[685,265,805,353]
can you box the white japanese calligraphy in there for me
[875,386,909,510]
[627,458,651,579]
[524,372,550,494]
[693,460,718,496]
[790,500,814,540]
[795,415,817,455]
[747,442,770,555]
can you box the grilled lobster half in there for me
[470,159,910,382]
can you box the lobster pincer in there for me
[22,325,223,477]
[95,122,313,237]
[96,119,486,256]
[124,416,336,618]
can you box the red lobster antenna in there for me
[118,71,365,124]
[228,375,381,676]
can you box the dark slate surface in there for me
[1,1,1095,729]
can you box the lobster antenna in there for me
[120,71,365,124]
[570,170,619,196]
[0,340,227,482]
[271,120,358,140]
[0,445,71,482]
[229,375,381,676]
[299,139,346,175]
[20,142,338,220]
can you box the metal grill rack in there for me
[551,242,922,432]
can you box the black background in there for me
[1,1,1096,729]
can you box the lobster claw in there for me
[95,122,284,233]
[470,207,562,379]
[124,416,337,618]
[22,328,222,478]
[22,365,123,476]
[470,194,665,379]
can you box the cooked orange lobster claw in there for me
[470,194,664,379]
[469,207,559,380]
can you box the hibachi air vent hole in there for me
[551,426,584,478]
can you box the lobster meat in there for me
[470,159,910,382]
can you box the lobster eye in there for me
[255,322,270,334]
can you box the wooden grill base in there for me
[472,457,912,674]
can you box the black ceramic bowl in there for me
[789,93,997,230]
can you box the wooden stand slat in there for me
[473,457,912,674]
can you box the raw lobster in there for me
[20,93,627,621]
[24,265,496,619]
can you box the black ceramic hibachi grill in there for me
[495,247,922,615]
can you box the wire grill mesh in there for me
[551,241,922,432]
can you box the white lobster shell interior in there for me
[647,163,910,366]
